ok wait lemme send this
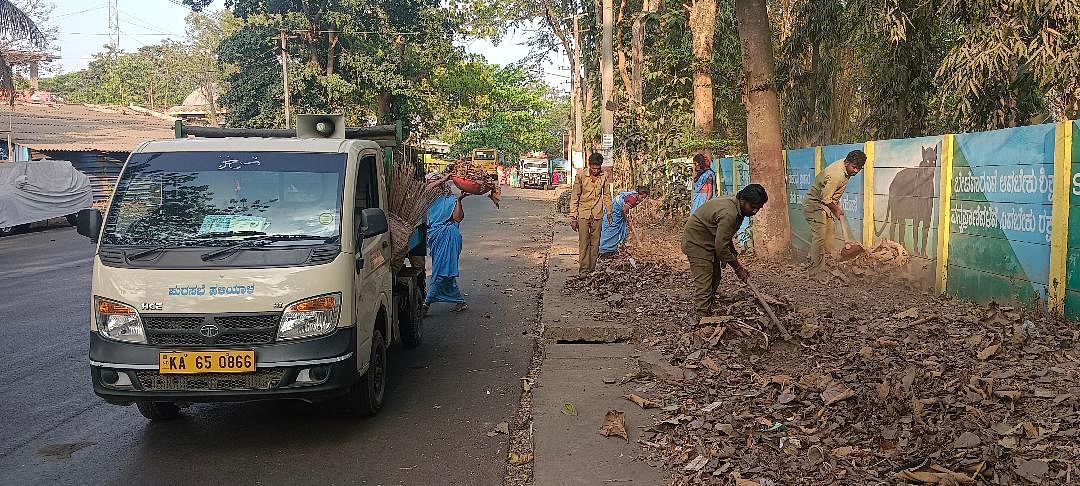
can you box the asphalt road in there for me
[0,189,552,485]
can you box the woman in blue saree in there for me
[422,173,469,315]
[599,187,650,256]
[690,153,715,213]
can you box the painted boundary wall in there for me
[693,121,1076,316]
[778,121,1076,318]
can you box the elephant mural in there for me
[876,146,937,257]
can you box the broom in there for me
[388,159,443,271]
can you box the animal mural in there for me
[876,146,938,257]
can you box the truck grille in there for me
[136,369,287,391]
[143,313,281,347]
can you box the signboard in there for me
[601,133,613,150]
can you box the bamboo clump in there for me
[388,159,442,271]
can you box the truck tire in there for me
[399,279,424,348]
[136,401,182,420]
[344,328,388,416]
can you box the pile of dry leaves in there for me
[570,230,1080,485]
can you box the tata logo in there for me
[199,323,220,338]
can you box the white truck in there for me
[75,115,426,420]
[520,156,550,189]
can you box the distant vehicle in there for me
[0,160,92,236]
[471,148,499,175]
[520,156,550,189]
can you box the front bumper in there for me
[522,174,549,187]
[89,327,358,405]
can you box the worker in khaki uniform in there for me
[803,150,866,277]
[570,153,613,274]
[681,184,768,322]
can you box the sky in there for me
[49,0,569,90]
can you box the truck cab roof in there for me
[135,137,384,154]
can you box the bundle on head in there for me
[388,159,443,271]
[449,161,501,208]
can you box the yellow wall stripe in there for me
[814,146,822,174]
[863,141,875,248]
[935,134,955,294]
[1049,121,1073,315]
[732,156,740,189]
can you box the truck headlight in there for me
[95,298,146,344]
[277,293,341,341]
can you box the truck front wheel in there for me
[136,401,182,420]
[345,328,388,416]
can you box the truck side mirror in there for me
[76,208,103,243]
[359,208,388,239]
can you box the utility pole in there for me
[600,0,614,165]
[279,30,291,129]
[108,0,120,49]
[571,13,585,183]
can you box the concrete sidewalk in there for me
[531,220,665,485]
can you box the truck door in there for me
[353,153,392,353]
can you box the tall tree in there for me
[688,0,716,139]
[736,0,788,258]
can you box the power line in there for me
[118,11,180,36]
[62,32,175,36]
[54,4,109,19]
[119,18,176,37]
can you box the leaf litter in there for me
[565,226,1080,485]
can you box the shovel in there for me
[837,216,865,262]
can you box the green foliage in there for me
[775,0,1080,146]
[451,66,567,160]
[40,11,230,113]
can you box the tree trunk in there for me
[601,0,615,156]
[736,0,790,259]
[689,0,716,137]
[378,93,390,123]
[326,32,338,76]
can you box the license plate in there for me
[158,350,255,374]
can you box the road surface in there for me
[0,189,552,485]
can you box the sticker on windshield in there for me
[319,212,334,225]
[199,215,268,234]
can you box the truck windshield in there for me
[101,151,346,246]
[523,161,546,170]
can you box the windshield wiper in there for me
[192,230,268,240]
[200,234,333,261]
[127,244,173,261]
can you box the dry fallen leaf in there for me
[1015,458,1049,482]
[561,403,578,416]
[683,454,709,472]
[821,381,855,406]
[622,393,660,409]
[977,343,1000,360]
[508,451,533,466]
[877,381,891,400]
[599,410,629,442]
[701,356,722,373]
[893,307,919,320]
[993,390,1022,402]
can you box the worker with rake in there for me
[681,184,768,323]
[803,150,866,279]
[599,186,650,257]
[421,172,470,315]
[570,153,613,274]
